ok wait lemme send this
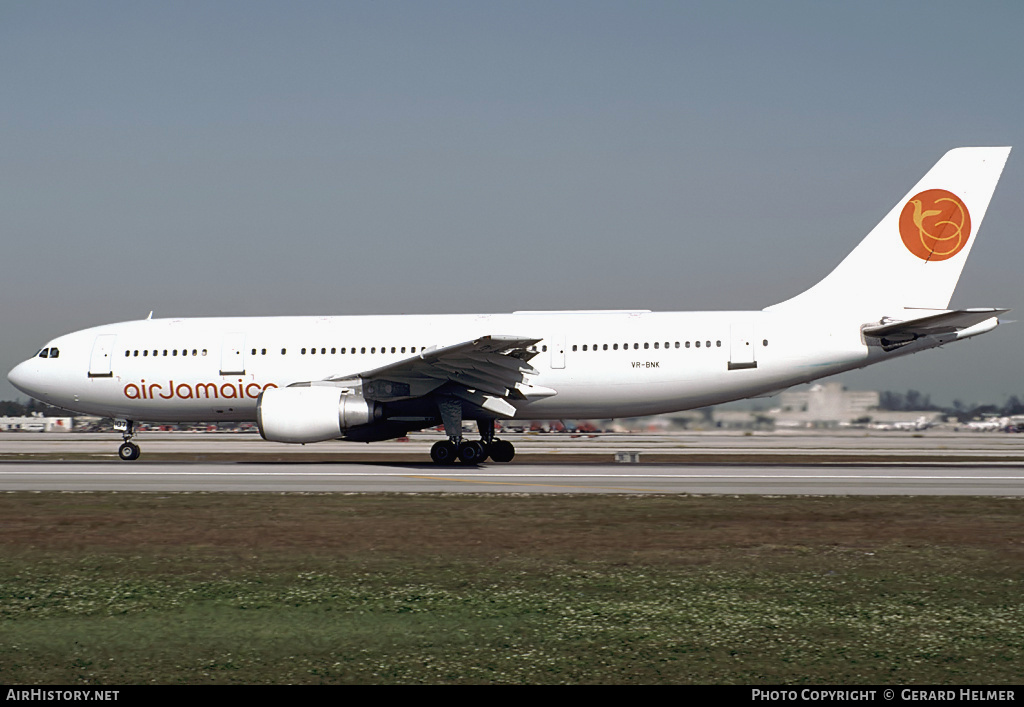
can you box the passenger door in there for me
[728,322,758,370]
[220,332,246,375]
[88,334,117,378]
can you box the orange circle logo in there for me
[898,189,971,261]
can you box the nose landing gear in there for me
[114,419,141,461]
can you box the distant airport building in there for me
[712,382,942,429]
[0,416,74,432]
[777,382,879,424]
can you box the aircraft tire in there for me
[118,442,141,461]
[489,440,515,463]
[458,440,487,464]
[430,440,458,465]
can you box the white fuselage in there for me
[9,308,899,425]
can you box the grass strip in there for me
[1,493,1021,684]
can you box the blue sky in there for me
[3,1,1023,406]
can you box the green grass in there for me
[0,493,1022,684]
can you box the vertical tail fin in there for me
[767,147,1011,316]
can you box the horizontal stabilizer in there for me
[862,308,1008,344]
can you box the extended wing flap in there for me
[863,308,1008,343]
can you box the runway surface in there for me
[2,462,1024,494]
[2,430,1023,494]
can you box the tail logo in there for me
[899,189,971,262]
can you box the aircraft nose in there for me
[8,360,40,397]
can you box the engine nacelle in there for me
[257,386,381,443]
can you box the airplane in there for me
[7,146,1012,464]
[868,416,936,432]
[965,417,1011,432]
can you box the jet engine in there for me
[257,385,381,443]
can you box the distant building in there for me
[711,382,943,429]
[777,382,879,424]
[0,416,74,432]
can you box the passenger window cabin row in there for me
[125,349,204,357]
[118,339,769,360]
[573,340,723,352]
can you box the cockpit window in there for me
[48,348,59,358]
[38,348,49,358]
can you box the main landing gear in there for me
[429,406,515,465]
[115,419,141,461]
[429,437,515,465]
[428,434,516,463]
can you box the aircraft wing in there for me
[862,308,1008,345]
[313,335,555,416]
